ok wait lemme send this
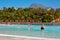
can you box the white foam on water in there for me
[0,34,60,40]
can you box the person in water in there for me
[41,23,44,30]
[28,22,30,30]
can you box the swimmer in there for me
[28,24,30,31]
[41,23,44,30]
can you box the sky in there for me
[0,0,60,9]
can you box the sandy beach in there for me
[0,34,60,40]
[0,36,60,40]
[0,36,39,40]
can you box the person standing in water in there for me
[28,22,30,30]
[41,23,44,30]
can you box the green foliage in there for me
[0,7,60,22]
[42,15,54,22]
[55,9,60,18]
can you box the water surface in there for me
[0,24,60,39]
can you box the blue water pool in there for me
[0,24,60,39]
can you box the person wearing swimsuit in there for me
[41,23,44,30]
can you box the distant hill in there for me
[29,4,46,9]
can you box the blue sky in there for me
[0,0,60,8]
